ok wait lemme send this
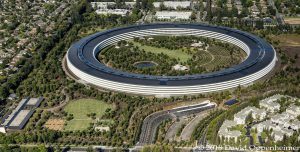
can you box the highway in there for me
[137,101,216,145]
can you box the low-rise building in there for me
[259,94,281,113]
[273,130,284,141]
[234,106,266,124]
[253,120,275,133]
[94,126,110,132]
[290,120,300,130]
[0,126,6,133]
[252,120,294,142]
[91,2,115,9]
[0,97,43,132]
[153,1,191,9]
[155,11,192,20]
[218,120,241,142]
[270,112,291,125]
[173,64,189,71]
[286,105,300,117]
[95,9,129,16]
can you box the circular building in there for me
[66,23,276,97]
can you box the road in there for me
[180,112,209,141]
[44,88,69,112]
[137,111,175,145]
[138,101,216,145]
[268,0,285,25]
[165,118,188,141]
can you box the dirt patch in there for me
[280,46,300,67]
[272,34,300,47]
[44,119,65,131]
[284,18,300,25]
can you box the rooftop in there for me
[155,11,192,20]
[153,1,191,9]
[26,97,43,107]
[9,110,31,127]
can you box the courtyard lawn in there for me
[131,41,192,62]
[64,99,114,131]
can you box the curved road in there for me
[138,101,216,145]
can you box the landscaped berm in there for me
[64,99,114,131]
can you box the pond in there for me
[134,61,158,68]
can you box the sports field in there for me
[131,41,192,62]
[64,99,114,131]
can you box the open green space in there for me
[64,99,114,131]
[131,41,191,62]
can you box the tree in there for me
[159,2,166,11]
[0,85,9,100]
[191,12,197,20]
[38,144,48,152]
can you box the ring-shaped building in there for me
[66,23,277,96]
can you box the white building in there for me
[286,105,300,117]
[0,126,6,133]
[94,126,110,132]
[234,106,266,124]
[252,120,294,142]
[173,64,189,71]
[259,94,282,113]
[155,11,192,20]
[272,130,284,141]
[191,41,204,47]
[91,2,115,9]
[290,120,300,130]
[91,2,136,9]
[253,120,275,133]
[270,112,291,125]
[218,120,241,142]
[95,9,129,16]
[153,1,191,9]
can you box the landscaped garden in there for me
[64,99,114,131]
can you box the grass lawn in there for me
[131,41,192,62]
[64,99,114,131]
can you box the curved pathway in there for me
[180,111,209,141]
[138,101,216,145]
[44,88,69,112]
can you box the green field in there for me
[64,99,114,131]
[131,41,192,62]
